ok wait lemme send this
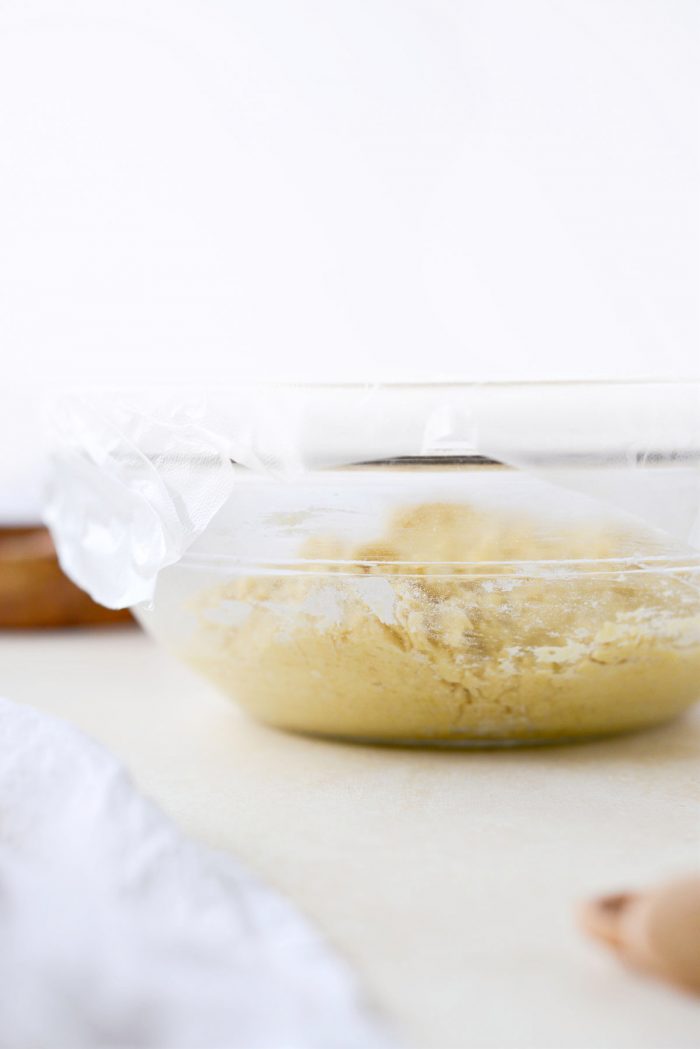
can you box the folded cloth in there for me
[0,697,391,1049]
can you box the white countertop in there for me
[2,625,699,1049]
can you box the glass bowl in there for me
[49,381,700,745]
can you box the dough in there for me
[186,503,700,743]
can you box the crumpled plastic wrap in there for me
[44,384,700,609]
[45,393,238,608]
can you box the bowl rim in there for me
[177,551,700,577]
[56,376,700,393]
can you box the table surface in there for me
[2,624,699,1049]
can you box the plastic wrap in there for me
[44,383,700,609]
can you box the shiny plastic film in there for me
[44,383,700,610]
[44,391,238,608]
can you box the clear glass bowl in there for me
[125,380,700,745]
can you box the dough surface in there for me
[186,503,700,743]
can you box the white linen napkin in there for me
[0,696,391,1049]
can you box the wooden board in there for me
[0,527,132,629]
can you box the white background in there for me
[0,0,698,518]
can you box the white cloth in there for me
[0,696,391,1049]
